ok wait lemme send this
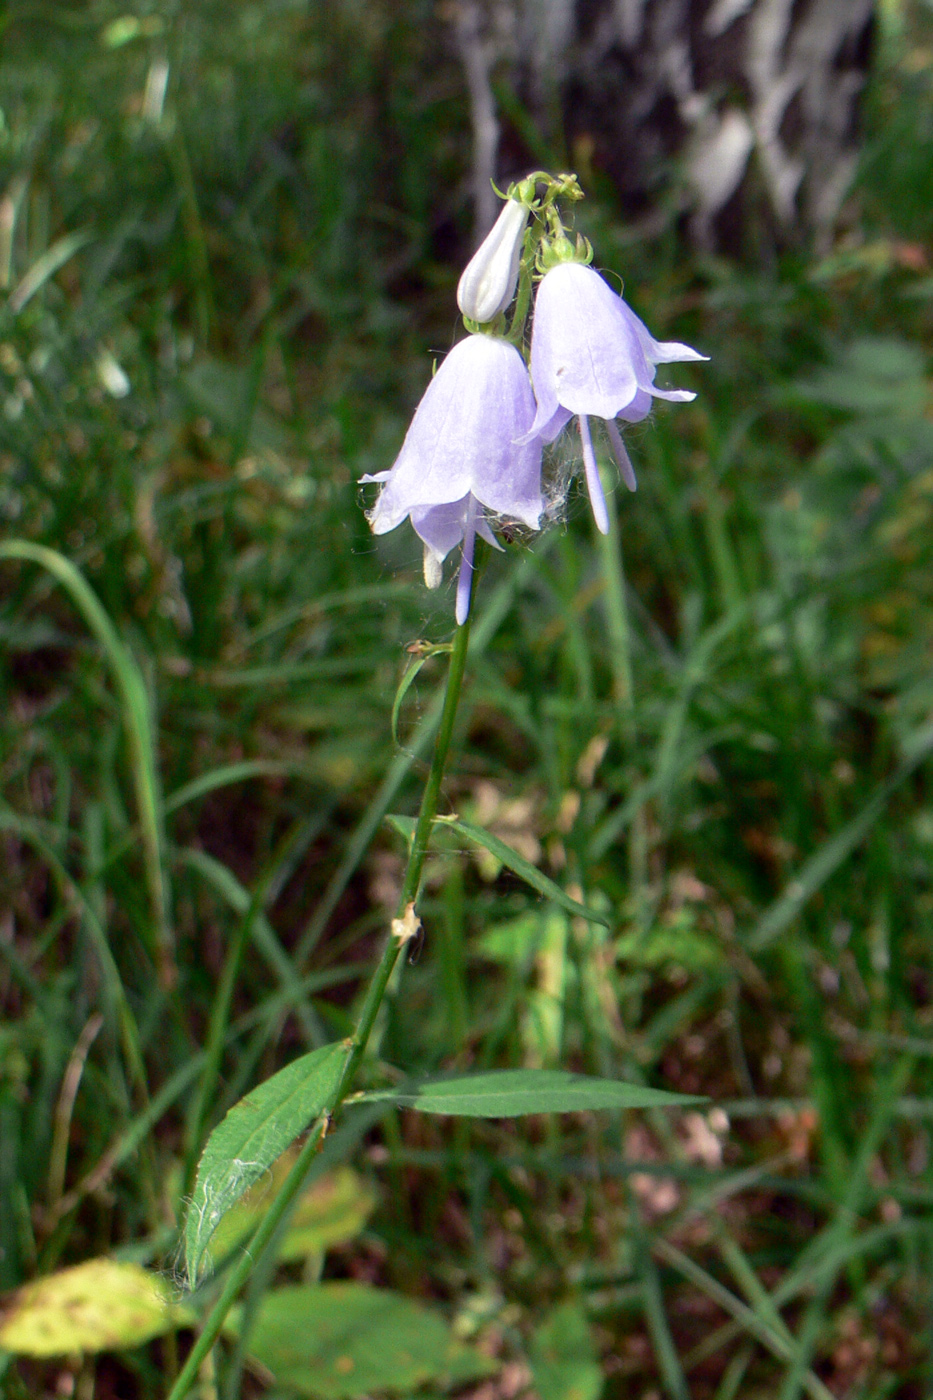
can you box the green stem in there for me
[507,230,536,348]
[167,1119,327,1400]
[167,603,474,1400]
[331,602,473,1104]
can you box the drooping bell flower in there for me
[362,334,543,624]
[527,261,707,533]
[457,197,529,324]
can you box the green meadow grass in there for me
[3,3,933,1397]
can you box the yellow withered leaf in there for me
[0,1258,181,1357]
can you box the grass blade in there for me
[0,541,173,981]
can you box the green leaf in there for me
[0,1259,190,1357]
[278,1165,377,1262]
[185,1041,349,1285]
[385,815,610,926]
[181,358,289,452]
[616,913,725,972]
[475,910,546,965]
[390,646,450,749]
[529,1302,604,1400]
[233,1283,496,1398]
[391,654,428,747]
[359,1069,703,1117]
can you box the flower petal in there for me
[411,497,472,563]
[578,414,610,535]
[368,335,544,536]
[518,403,572,446]
[616,388,653,423]
[619,301,708,365]
[529,263,641,428]
[606,419,637,492]
[648,386,697,403]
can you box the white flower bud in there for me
[96,351,131,398]
[456,198,529,323]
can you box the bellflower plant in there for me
[362,332,543,625]
[528,259,707,534]
[170,175,707,1400]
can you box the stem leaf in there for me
[359,1068,704,1117]
[185,1041,349,1285]
[386,814,611,926]
[391,653,430,749]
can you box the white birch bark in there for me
[451,0,875,249]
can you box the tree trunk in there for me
[460,0,876,251]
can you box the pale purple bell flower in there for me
[362,333,544,625]
[527,261,707,534]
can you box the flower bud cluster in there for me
[362,172,707,621]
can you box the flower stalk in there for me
[168,596,475,1400]
[332,596,474,1101]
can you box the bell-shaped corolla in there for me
[363,333,544,623]
[527,261,707,532]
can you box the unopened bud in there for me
[96,350,131,398]
[457,198,529,323]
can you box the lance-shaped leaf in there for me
[359,1068,704,1117]
[386,814,610,927]
[185,1040,349,1284]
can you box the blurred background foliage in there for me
[4,0,933,1397]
